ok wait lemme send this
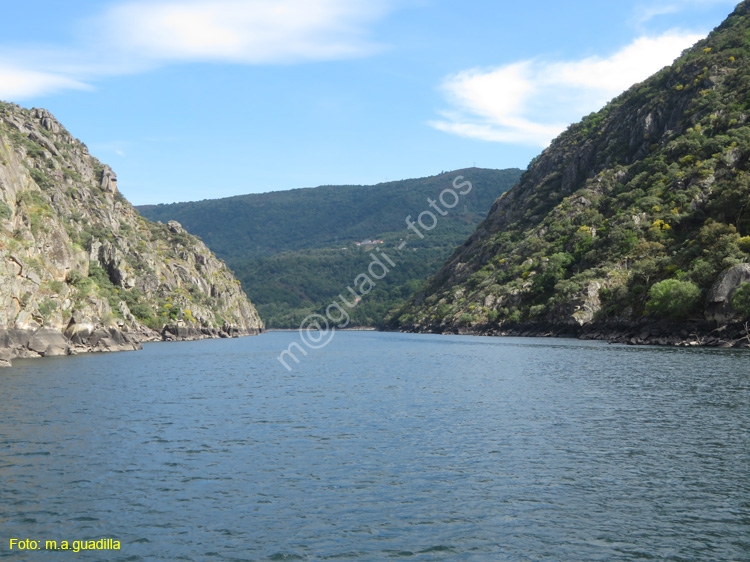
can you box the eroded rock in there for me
[706,263,750,324]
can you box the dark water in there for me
[1,332,748,561]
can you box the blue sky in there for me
[0,0,739,204]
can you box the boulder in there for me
[100,165,118,193]
[64,311,96,343]
[87,327,141,352]
[0,347,12,367]
[27,328,70,357]
[705,264,750,324]
[162,323,203,341]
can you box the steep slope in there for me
[0,102,263,366]
[138,168,522,327]
[390,1,750,346]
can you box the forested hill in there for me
[137,168,521,259]
[138,168,522,327]
[388,1,750,346]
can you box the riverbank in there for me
[398,319,750,348]
[0,325,264,368]
[266,327,377,332]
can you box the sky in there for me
[0,0,740,205]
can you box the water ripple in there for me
[0,332,748,561]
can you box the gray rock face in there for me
[569,281,603,326]
[706,263,750,324]
[28,328,70,356]
[0,102,264,367]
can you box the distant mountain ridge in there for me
[388,1,750,347]
[138,168,523,327]
[136,168,522,258]
[0,102,263,367]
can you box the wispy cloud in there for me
[430,30,705,147]
[0,0,393,99]
[0,62,92,100]
[89,140,132,158]
[633,0,736,25]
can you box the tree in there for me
[646,279,702,319]
[731,283,750,319]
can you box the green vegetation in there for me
[30,169,54,191]
[0,200,11,220]
[46,280,65,294]
[70,261,155,325]
[233,246,441,327]
[138,169,521,259]
[139,168,522,327]
[646,279,702,319]
[37,298,57,323]
[389,1,750,332]
[732,282,750,318]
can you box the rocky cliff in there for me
[0,102,263,367]
[389,1,750,347]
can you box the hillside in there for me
[388,1,750,346]
[0,102,263,367]
[138,168,522,327]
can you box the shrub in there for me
[0,201,11,220]
[507,309,522,324]
[458,313,474,325]
[30,169,54,190]
[47,280,65,294]
[689,258,717,286]
[529,304,547,318]
[435,303,450,320]
[128,302,155,322]
[731,283,750,319]
[68,268,95,297]
[467,270,489,289]
[646,279,702,319]
[37,299,57,323]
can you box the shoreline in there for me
[5,320,748,368]
[394,319,750,348]
[0,326,264,368]
[266,327,377,332]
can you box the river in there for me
[1,332,748,561]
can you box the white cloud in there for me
[0,0,392,100]
[431,30,705,147]
[0,62,91,100]
[99,0,389,64]
[633,4,681,25]
[634,0,737,25]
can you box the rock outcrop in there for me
[705,263,750,323]
[0,102,263,367]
